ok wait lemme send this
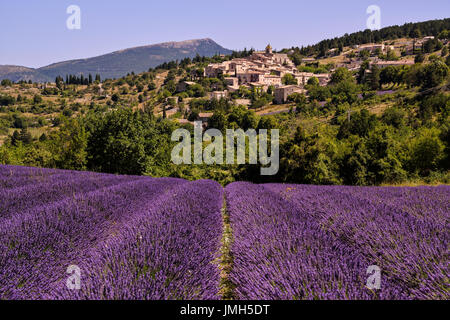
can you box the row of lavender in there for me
[1,165,448,299]
[0,165,223,299]
[225,182,449,300]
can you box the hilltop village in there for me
[175,44,331,108]
[202,44,327,104]
[165,37,433,123]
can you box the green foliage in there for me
[19,128,32,145]
[408,128,445,175]
[33,95,43,104]
[307,77,319,86]
[415,53,426,63]
[282,73,297,85]
[297,18,450,57]
[1,79,13,87]
[111,93,120,102]
[49,117,87,170]
[86,108,174,176]
[438,30,450,40]
[382,107,406,128]
[422,38,443,54]
[207,111,227,131]
[287,92,307,105]
[418,60,449,89]
[369,65,381,90]
[330,68,354,85]
[0,94,15,106]
[338,109,377,139]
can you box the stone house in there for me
[274,85,306,104]
[176,81,196,93]
[209,91,228,100]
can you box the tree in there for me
[307,77,319,86]
[409,28,421,39]
[330,67,354,85]
[423,38,443,54]
[282,73,297,85]
[49,117,87,170]
[86,109,174,176]
[189,84,206,97]
[380,65,398,85]
[1,79,13,87]
[208,111,227,131]
[357,60,370,84]
[111,93,120,102]
[359,50,371,60]
[33,94,43,104]
[437,30,449,41]
[13,115,25,129]
[241,111,259,131]
[287,92,307,105]
[418,60,449,89]
[19,127,32,144]
[0,94,15,106]
[39,133,48,142]
[330,80,358,105]
[11,130,21,146]
[385,49,398,61]
[382,107,405,128]
[338,109,377,139]
[369,64,381,90]
[409,128,445,175]
[280,127,341,185]
[257,116,278,130]
[415,53,425,63]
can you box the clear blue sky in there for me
[0,0,448,68]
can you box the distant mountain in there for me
[0,65,50,83]
[0,38,232,83]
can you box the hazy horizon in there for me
[0,0,449,68]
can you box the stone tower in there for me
[265,44,273,54]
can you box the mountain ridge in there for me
[0,38,232,82]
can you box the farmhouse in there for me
[373,60,415,68]
[274,85,306,104]
[209,91,228,100]
[176,81,195,93]
[357,43,386,53]
[198,112,214,123]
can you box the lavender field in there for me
[0,165,223,299]
[0,165,448,300]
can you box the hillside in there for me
[0,20,449,186]
[0,66,50,83]
[292,18,450,56]
[0,38,232,82]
